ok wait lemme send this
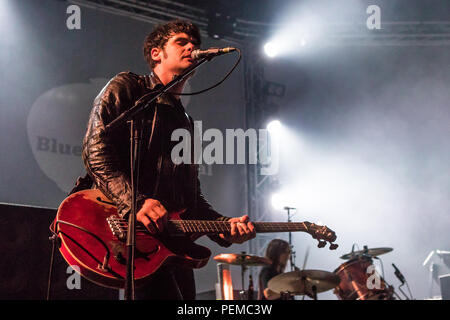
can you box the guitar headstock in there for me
[304,222,339,250]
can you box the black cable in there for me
[159,48,241,97]
[398,283,410,300]
[175,48,242,96]
[405,281,414,299]
[51,220,122,278]
[54,220,111,260]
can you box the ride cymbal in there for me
[340,247,393,260]
[268,270,341,295]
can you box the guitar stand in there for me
[46,232,60,300]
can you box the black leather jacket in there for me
[82,71,231,246]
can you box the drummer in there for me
[258,239,293,300]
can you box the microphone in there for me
[191,47,236,60]
[392,263,406,284]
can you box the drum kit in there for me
[214,245,398,300]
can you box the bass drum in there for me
[333,256,394,300]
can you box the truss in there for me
[70,0,450,46]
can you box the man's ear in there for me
[151,47,162,64]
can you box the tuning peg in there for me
[329,243,339,250]
[317,240,326,248]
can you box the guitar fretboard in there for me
[112,218,320,235]
[168,220,311,234]
[107,216,337,246]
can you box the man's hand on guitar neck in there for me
[219,215,256,244]
[136,199,256,244]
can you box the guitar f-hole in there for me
[96,197,115,206]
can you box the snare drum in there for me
[333,256,393,300]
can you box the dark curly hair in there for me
[143,19,201,69]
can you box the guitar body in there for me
[55,189,211,289]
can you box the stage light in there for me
[271,193,285,210]
[271,192,294,211]
[267,120,282,135]
[300,37,307,46]
[264,42,279,58]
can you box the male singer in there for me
[82,19,255,299]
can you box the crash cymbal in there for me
[213,253,272,266]
[340,247,393,260]
[268,270,341,295]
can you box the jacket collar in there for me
[145,71,183,109]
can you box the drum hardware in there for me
[391,263,414,300]
[268,269,341,300]
[247,274,255,300]
[214,252,271,300]
[284,206,298,271]
[340,245,393,260]
[299,246,310,300]
[334,245,396,300]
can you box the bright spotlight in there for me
[271,193,285,210]
[264,42,278,58]
[267,120,282,135]
[271,192,295,211]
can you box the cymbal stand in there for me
[238,252,248,299]
[311,285,318,300]
[284,207,297,271]
[300,275,318,300]
[241,264,248,292]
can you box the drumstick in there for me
[302,246,310,271]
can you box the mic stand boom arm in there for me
[106,56,209,133]
[104,57,209,300]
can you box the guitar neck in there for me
[110,216,336,247]
[168,220,311,235]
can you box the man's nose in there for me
[186,41,195,51]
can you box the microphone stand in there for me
[105,56,210,300]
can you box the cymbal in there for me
[268,270,341,295]
[340,247,393,260]
[213,253,272,266]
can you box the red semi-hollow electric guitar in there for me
[53,189,338,289]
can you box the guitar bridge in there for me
[106,215,126,241]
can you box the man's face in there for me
[152,32,200,75]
